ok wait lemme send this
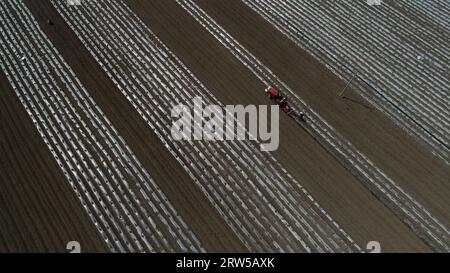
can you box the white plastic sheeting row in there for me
[242,0,450,163]
[0,0,204,253]
[178,0,449,252]
[50,0,361,252]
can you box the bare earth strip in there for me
[0,69,107,252]
[176,0,448,251]
[1,0,446,252]
[23,0,246,252]
[126,0,433,252]
[214,0,449,223]
[241,0,449,162]
[1,0,212,252]
[50,0,364,252]
[192,0,449,250]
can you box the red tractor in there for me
[264,86,292,113]
[264,86,305,120]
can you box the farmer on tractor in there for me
[265,86,291,113]
[264,86,305,120]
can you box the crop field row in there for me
[49,0,363,252]
[242,0,450,162]
[179,0,449,251]
[1,0,448,253]
[0,0,204,253]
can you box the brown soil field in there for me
[0,0,447,252]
